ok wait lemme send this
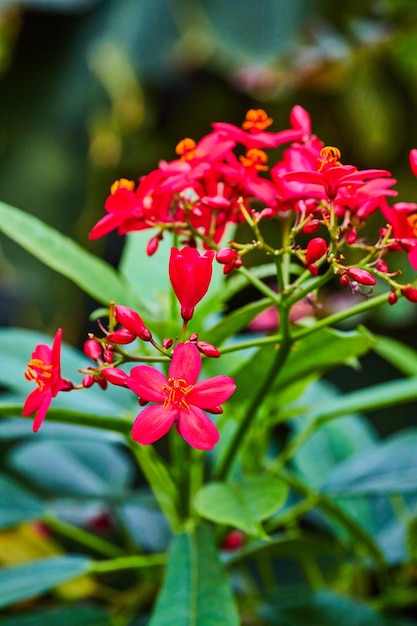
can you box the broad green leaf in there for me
[148,525,239,626]
[374,335,417,376]
[0,556,91,609]
[0,474,45,528]
[0,604,113,626]
[320,429,417,496]
[406,517,417,561]
[194,476,288,537]
[260,587,415,626]
[0,201,136,307]
[7,439,134,498]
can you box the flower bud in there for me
[388,290,398,305]
[115,305,152,342]
[302,219,321,234]
[84,339,102,362]
[221,530,245,551]
[376,259,389,273]
[169,247,214,321]
[410,149,417,178]
[146,235,160,257]
[402,286,417,302]
[162,338,174,350]
[107,328,136,344]
[307,263,319,276]
[103,346,114,363]
[101,367,129,386]
[346,229,357,245]
[216,248,238,265]
[339,273,350,287]
[347,268,376,285]
[196,341,221,358]
[82,375,95,388]
[306,237,328,265]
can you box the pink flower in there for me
[169,247,214,321]
[127,343,236,450]
[23,329,73,432]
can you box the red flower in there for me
[169,247,214,321]
[23,329,72,432]
[127,343,235,449]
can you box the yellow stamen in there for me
[242,109,273,131]
[24,358,53,392]
[162,377,194,410]
[407,213,417,236]
[318,146,342,172]
[110,178,135,195]
[175,138,196,161]
[239,148,269,171]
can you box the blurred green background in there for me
[2,0,417,432]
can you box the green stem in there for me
[45,515,125,558]
[91,553,166,574]
[213,336,292,481]
[237,265,281,304]
[276,468,387,567]
[292,292,389,342]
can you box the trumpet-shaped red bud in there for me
[115,305,152,342]
[106,328,137,344]
[84,339,102,361]
[169,247,214,321]
[101,367,129,387]
[347,268,376,285]
[82,375,95,388]
[196,341,221,358]
[402,286,417,302]
[216,248,238,265]
[306,237,328,265]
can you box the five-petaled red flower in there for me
[23,329,73,432]
[127,342,236,450]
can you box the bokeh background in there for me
[1,0,417,432]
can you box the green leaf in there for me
[0,605,113,626]
[194,476,288,537]
[7,439,133,498]
[374,335,417,376]
[149,525,239,626]
[0,474,45,528]
[207,298,272,346]
[0,201,136,307]
[0,556,91,609]
[261,587,415,626]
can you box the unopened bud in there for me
[82,375,95,388]
[101,367,129,387]
[302,219,321,234]
[346,229,357,245]
[388,290,398,305]
[306,237,328,265]
[196,341,221,358]
[216,248,238,265]
[376,259,389,273]
[402,286,417,302]
[103,346,114,363]
[340,273,350,287]
[146,235,160,256]
[162,338,174,350]
[84,339,102,362]
[107,328,136,344]
[115,305,152,342]
[347,268,376,285]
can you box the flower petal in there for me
[168,343,201,384]
[132,404,176,445]
[178,406,219,450]
[33,394,52,432]
[22,388,43,417]
[188,376,236,408]
[128,365,167,402]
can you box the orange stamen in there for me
[242,109,273,131]
[110,178,135,195]
[175,138,197,161]
[24,358,53,392]
[318,146,342,172]
[162,377,194,410]
[239,148,269,171]
[407,213,417,236]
